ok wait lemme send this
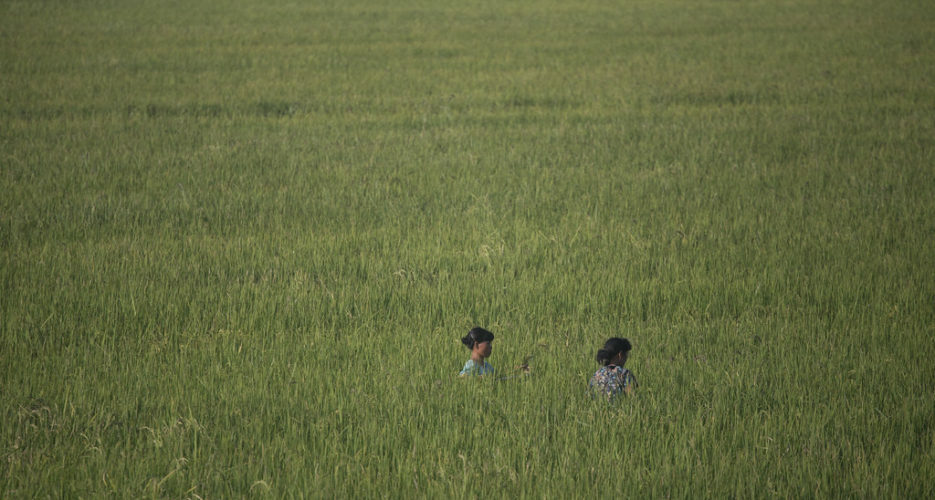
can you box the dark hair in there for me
[595,337,632,366]
[461,327,495,349]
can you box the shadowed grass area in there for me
[2,0,934,497]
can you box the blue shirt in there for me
[459,359,494,377]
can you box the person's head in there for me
[462,327,494,360]
[596,337,632,367]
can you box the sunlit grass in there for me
[2,0,934,497]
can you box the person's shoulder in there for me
[597,365,621,375]
[615,367,637,389]
[604,365,632,381]
[590,365,613,383]
[459,359,474,375]
[462,360,477,371]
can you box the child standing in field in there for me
[459,327,495,377]
[589,337,638,399]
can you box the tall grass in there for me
[2,0,934,496]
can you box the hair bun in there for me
[595,348,613,365]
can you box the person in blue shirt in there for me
[588,337,638,399]
[459,327,495,377]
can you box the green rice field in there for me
[2,0,934,496]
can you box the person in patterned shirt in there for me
[589,337,638,399]
[459,327,495,377]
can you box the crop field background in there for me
[2,0,934,497]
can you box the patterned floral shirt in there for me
[459,359,495,377]
[589,365,637,400]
